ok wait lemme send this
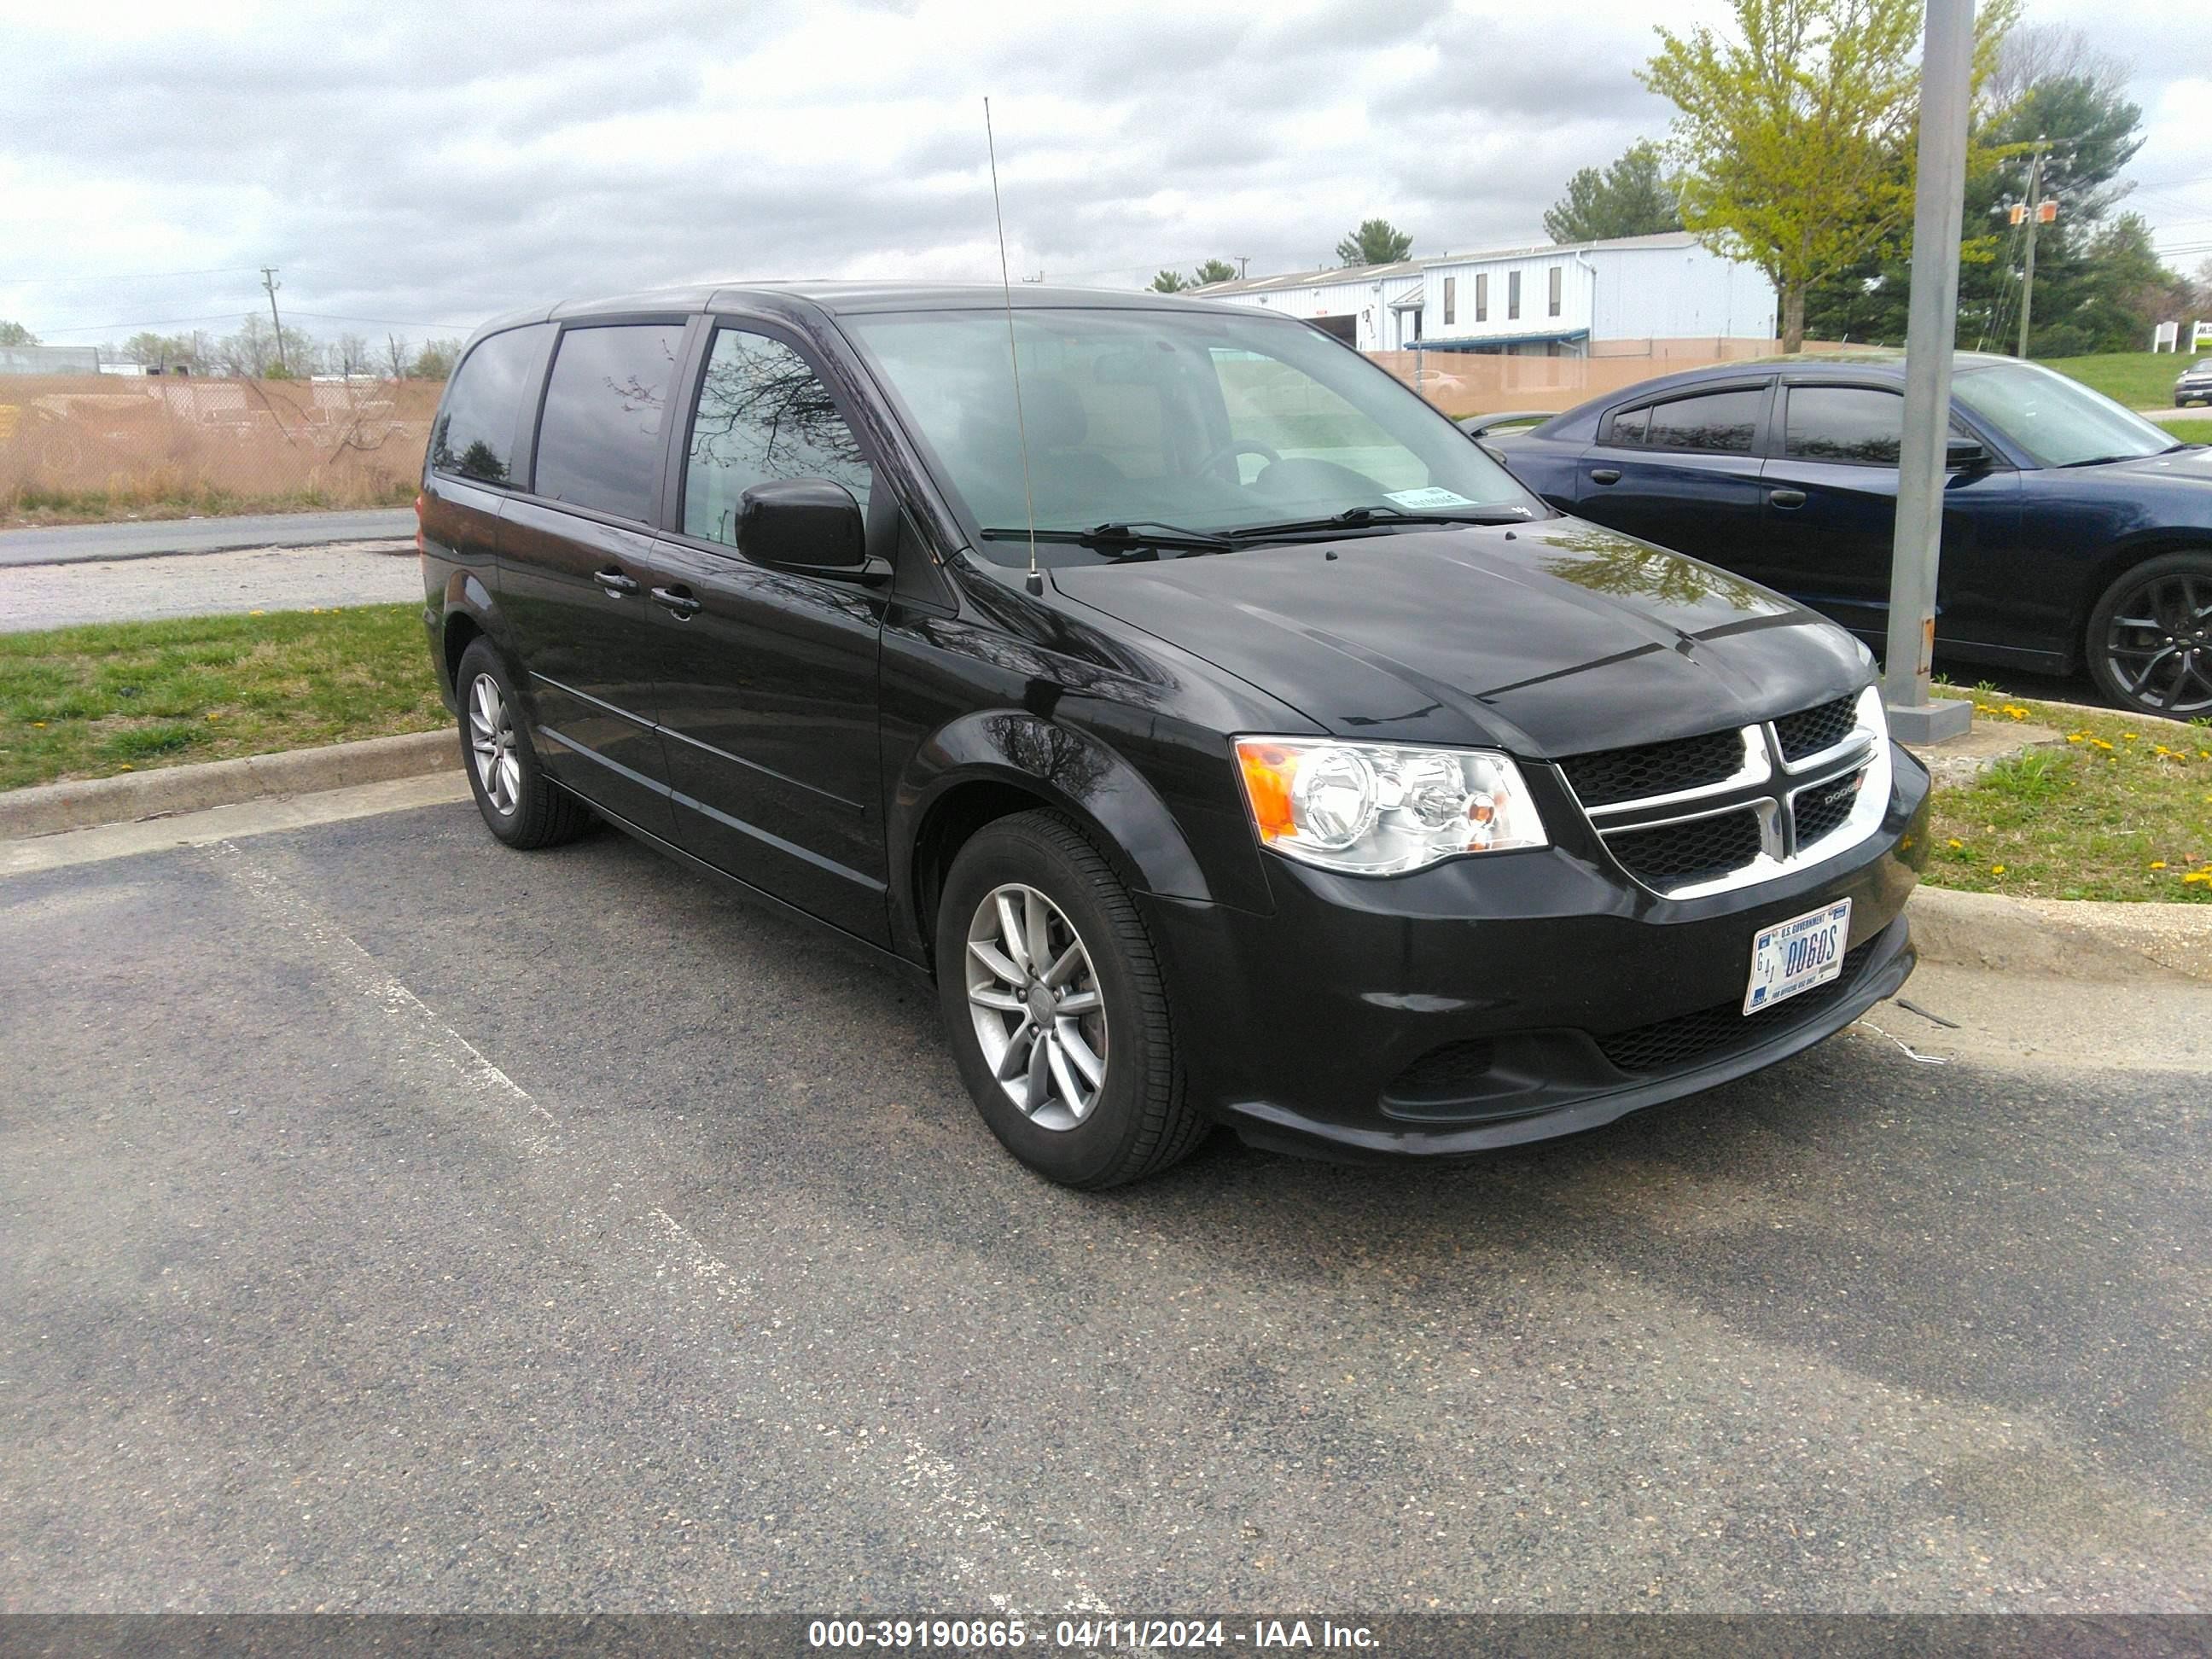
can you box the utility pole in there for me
[260,266,287,375]
[2016,137,2047,359]
[1237,256,1250,280]
[1882,0,1974,744]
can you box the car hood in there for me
[2093,445,2212,484]
[1049,518,1870,758]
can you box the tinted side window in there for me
[430,325,548,486]
[1642,387,1762,454]
[1784,386,1902,465]
[533,323,686,522]
[683,329,873,548]
[1607,405,1649,445]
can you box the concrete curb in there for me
[0,730,457,840]
[1908,883,2212,983]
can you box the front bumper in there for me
[1142,744,1931,1160]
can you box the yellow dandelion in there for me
[2123,732,2139,742]
[1947,837,1964,849]
[118,764,133,771]
[1991,864,2006,876]
[249,608,265,616]
[2186,870,2212,887]
[2151,861,2168,870]
[31,720,45,728]
[2093,739,2115,752]
[2067,734,2085,743]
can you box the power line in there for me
[0,265,267,286]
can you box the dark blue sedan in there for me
[1481,353,2212,716]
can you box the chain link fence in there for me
[0,375,440,511]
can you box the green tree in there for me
[1642,0,2015,352]
[1543,142,1684,243]
[0,320,38,346]
[1149,270,1193,293]
[1806,72,2149,351]
[1192,258,1237,285]
[1335,219,1413,267]
[410,338,463,380]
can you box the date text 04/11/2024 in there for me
[806,1618,1379,1650]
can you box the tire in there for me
[2085,550,2212,719]
[935,811,1207,1189]
[456,637,593,849]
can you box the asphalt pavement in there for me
[4,796,2209,1613]
[0,509,414,568]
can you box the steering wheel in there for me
[1199,438,1281,483]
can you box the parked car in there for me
[2177,357,2212,408]
[1481,354,2212,717]
[418,285,1928,1188]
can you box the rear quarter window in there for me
[430,325,550,486]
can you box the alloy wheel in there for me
[468,672,523,814]
[2104,573,2212,716]
[963,883,1109,1132]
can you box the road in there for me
[0,509,414,568]
[0,542,422,632]
[4,794,2209,1614]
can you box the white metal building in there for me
[1194,232,1776,356]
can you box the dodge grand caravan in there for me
[419,283,1930,1188]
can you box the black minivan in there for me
[418,282,1930,1188]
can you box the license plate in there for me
[1743,899,1851,1016]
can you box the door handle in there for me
[1769,488,1807,509]
[651,585,701,620]
[594,568,640,597]
[1590,468,1621,485]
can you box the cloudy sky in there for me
[4,0,2208,354]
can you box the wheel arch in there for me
[892,711,1223,972]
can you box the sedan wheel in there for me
[2095,560,2212,717]
[964,882,1109,1132]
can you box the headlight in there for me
[1234,737,1548,875]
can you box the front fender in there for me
[891,709,1266,959]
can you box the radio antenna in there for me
[984,96,1044,597]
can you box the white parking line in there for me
[207,835,1116,1614]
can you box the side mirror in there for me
[1946,438,1991,471]
[737,478,869,573]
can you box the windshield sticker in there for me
[1384,486,1480,510]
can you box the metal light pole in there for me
[1882,0,1975,744]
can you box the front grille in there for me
[1559,727,1744,808]
[1791,767,1866,846]
[1774,695,1859,762]
[1381,1039,1498,1108]
[1605,808,1764,888]
[1596,941,1877,1074]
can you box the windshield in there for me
[842,306,1538,561]
[1952,361,2177,468]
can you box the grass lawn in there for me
[2155,416,2212,446]
[0,604,446,792]
[1922,690,2212,903]
[3,480,419,530]
[2043,350,2207,410]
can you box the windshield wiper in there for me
[979,521,1237,553]
[2057,451,2153,469]
[1221,503,1534,539]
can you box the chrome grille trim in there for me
[1558,687,1891,899]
